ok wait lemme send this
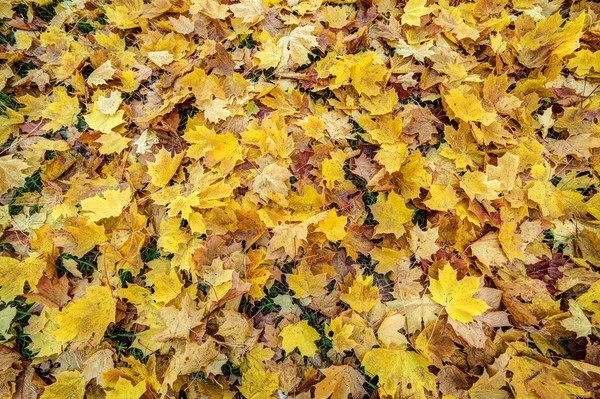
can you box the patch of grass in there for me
[263,67,276,82]
[319,334,333,359]
[309,48,323,62]
[267,279,289,298]
[222,361,240,376]
[357,254,374,275]
[353,45,368,54]
[13,61,37,78]
[247,280,288,315]
[8,171,43,215]
[325,279,336,293]
[0,30,15,47]
[129,347,148,363]
[14,3,29,19]
[412,208,428,229]
[45,150,58,160]
[188,371,208,384]
[280,262,294,274]
[362,191,378,226]
[362,191,378,207]
[254,295,278,314]
[0,92,19,114]
[104,327,136,358]
[76,117,87,132]
[237,34,256,49]
[36,3,56,22]
[3,299,35,360]
[349,174,367,191]
[81,64,95,80]
[119,270,133,287]
[76,19,94,33]
[348,121,366,150]
[141,239,161,262]
[177,106,198,133]
[0,242,15,254]
[60,251,98,276]
[578,184,595,196]
[535,97,552,115]
[357,365,379,395]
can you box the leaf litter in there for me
[0,0,600,398]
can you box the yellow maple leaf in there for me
[41,87,80,132]
[160,339,227,392]
[105,377,147,399]
[362,348,436,399]
[374,142,409,174]
[460,170,501,201]
[96,132,131,155]
[387,294,441,334]
[14,31,33,50]
[350,54,388,97]
[230,0,265,25]
[53,285,116,346]
[567,49,600,77]
[340,274,380,313]
[238,363,279,399]
[157,217,192,254]
[289,185,325,221]
[147,50,174,67]
[0,306,16,337]
[279,320,320,357]
[183,125,242,175]
[105,377,146,399]
[62,217,107,257]
[423,184,460,212]
[401,0,434,26]
[377,311,408,348]
[313,365,366,399]
[0,155,29,195]
[147,148,185,188]
[561,299,592,338]
[84,103,126,134]
[200,98,232,123]
[408,226,439,261]
[469,232,509,269]
[253,163,292,205]
[360,89,399,116]
[96,91,122,115]
[165,191,200,220]
[429,263,489,323]
[80,187,132,222]
[0,256,44,302]
[40,370,85,399]
[321,6,351,29]
[443,86,496,126]
[371,191,413,238]
[277,25,319,68]
[87,60,116,86]
[315,209,347,241]
[507,355,588,399]
[325,317,356,353]
[486,152,519,192]
[286,264,328,298]
[152,270,183,304]
[322,149,346,190]
[254,38,283,70]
